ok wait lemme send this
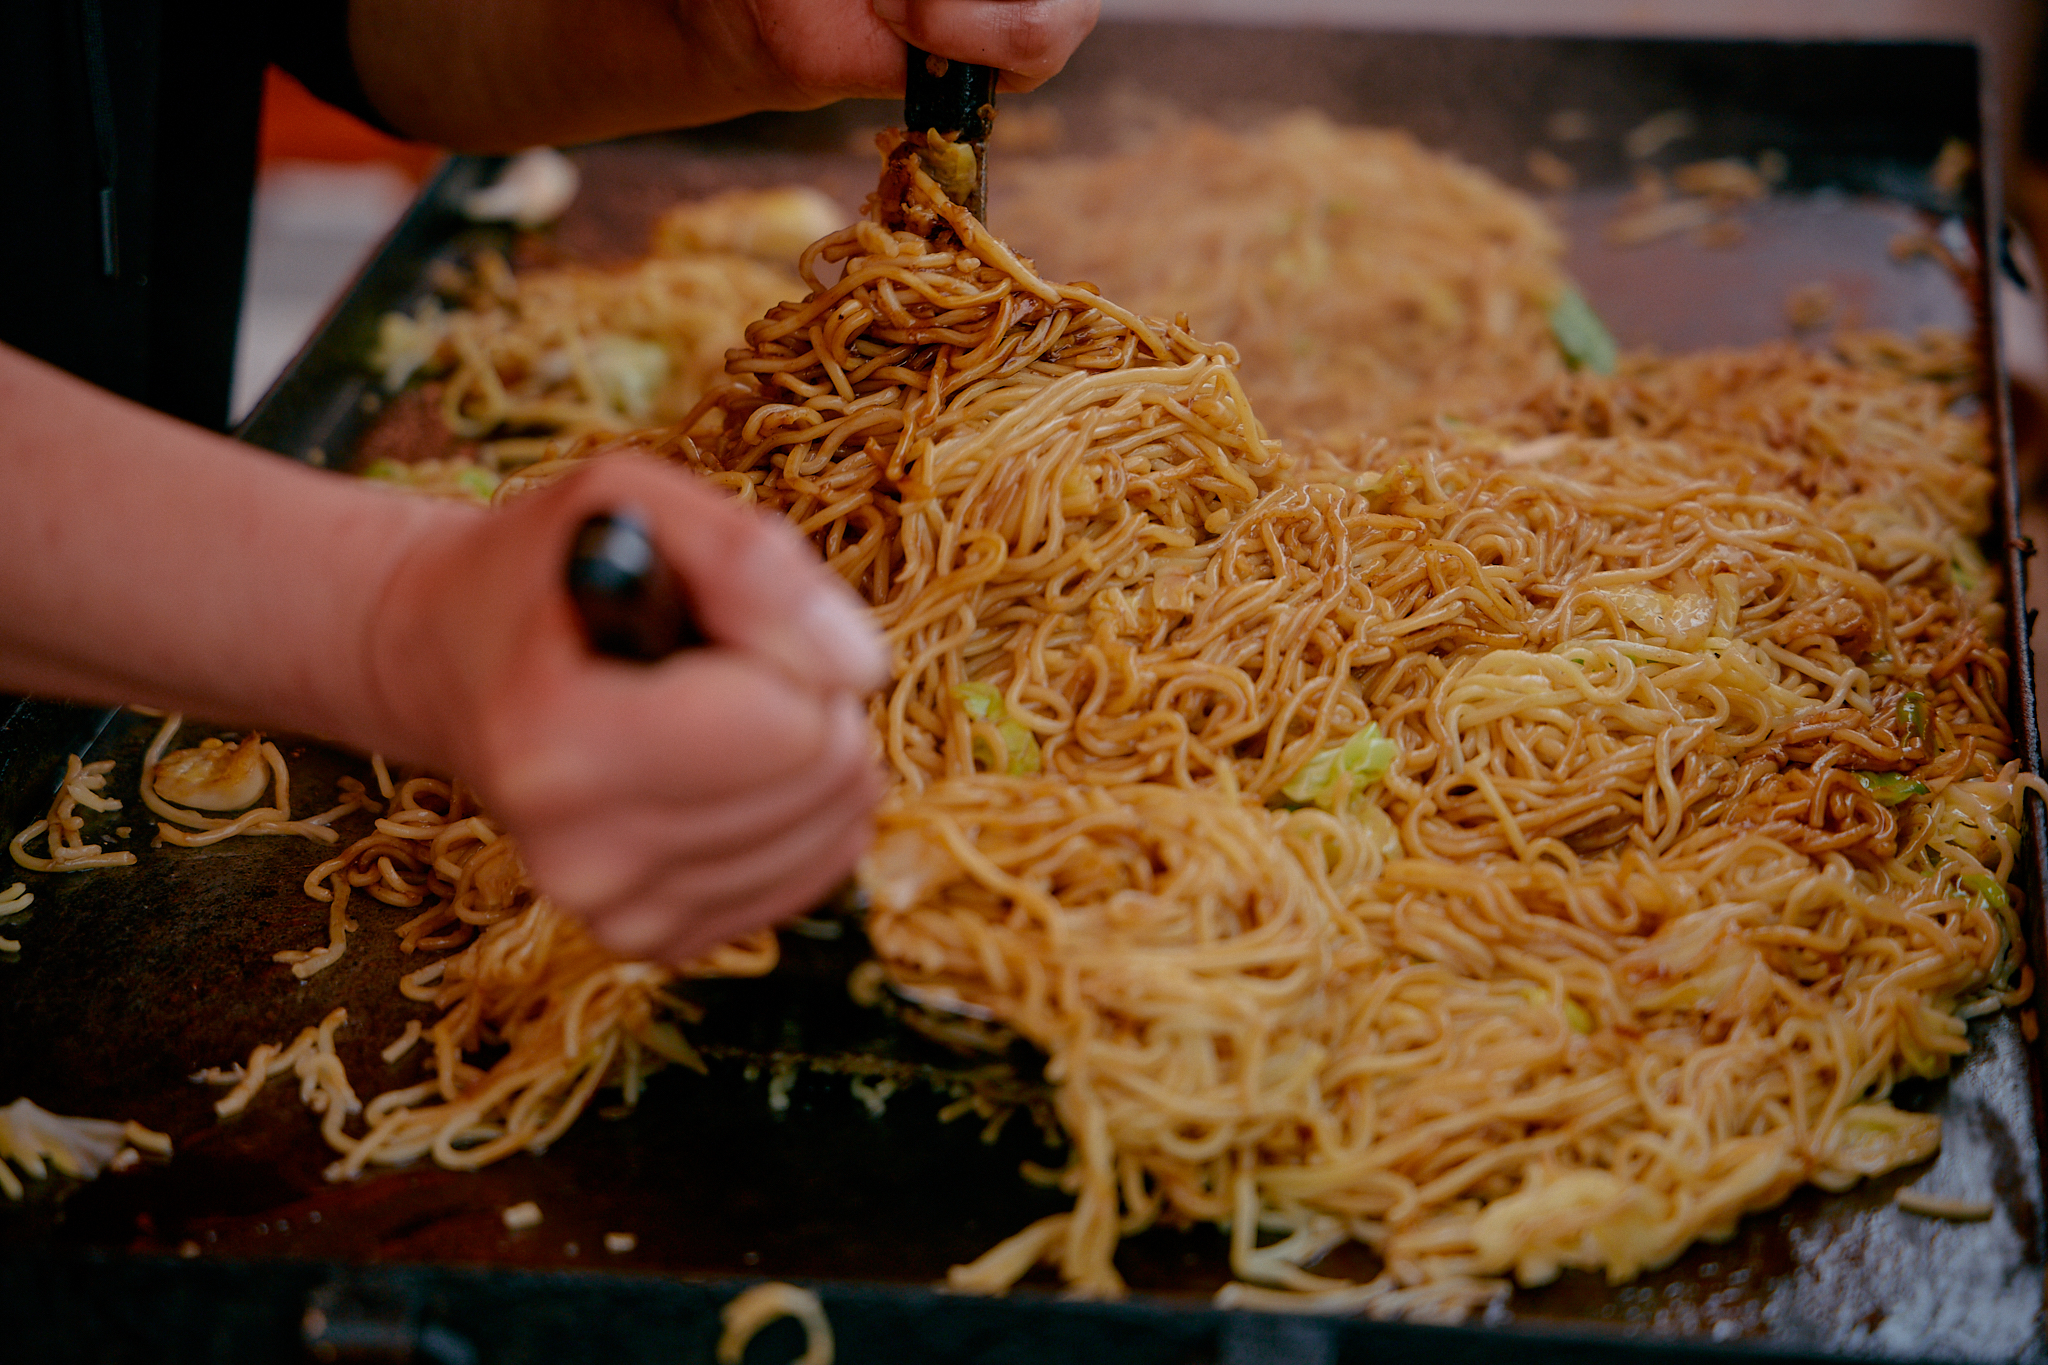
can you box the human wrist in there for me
[348,492,495,777]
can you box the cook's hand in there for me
[0,349,882,965]
[370,454,888,965]
[350,0,1100,152]
[745,0,1101,97]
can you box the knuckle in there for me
[999,0,1089,75]
[1002,6,1056,63]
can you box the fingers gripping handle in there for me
[567,510,707,662]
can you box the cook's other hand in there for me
[349,0,1101,150]
[370,455,889,965]
[0,351,887,967]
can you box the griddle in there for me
[4,25,2045,1365]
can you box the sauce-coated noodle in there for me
[632,142,2030,1312]
[116,121,2033,1320]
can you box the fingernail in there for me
[737,516,887,691]
[801,589,889,692]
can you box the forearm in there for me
[346,0,1097,152]
[0,346,890,960]
[0,345,474,761]
[346,0,759,151]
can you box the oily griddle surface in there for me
[0,710,1075,1282]
[4,24,2046,1362]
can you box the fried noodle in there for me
[612,138,2033,1312]
[8,118,2031,1319]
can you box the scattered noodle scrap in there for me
[141,715,378,852]
[0,1097,169,1201]
[380,1019,424,1064]
[0,882,31,952]
[1786,281,1840,332]
[9,754,137,873]
[202,1006,359,1152]
[1894,1188,1995,1221]
[1525,147,1575,193]
[716,1282,833,1365]
[947,1214,1071,1294]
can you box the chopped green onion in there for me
[1562,999,1594,1035]
[1897,691,1928,739]
[1960,873,2010,911]
[362,458,408,483]
[1854,771,1929,806]
[1549,286,1618,376]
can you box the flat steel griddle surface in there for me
[2,23,2044,1364]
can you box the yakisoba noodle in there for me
[7,122,2029,1317]
[994,111,1574,439]
[9,754,135,873]
[0,1098,170,1201]
[6,729,769,1168]
[202,765,777,1177]
[367,188,843,476]
[603,138,2024,1311]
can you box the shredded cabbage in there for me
[953,683,1042,776]
[1280,724,1397,812]
[1548,285,1617,375]
[1960,872,2010,911]
[1607,582,1713,648]
[1855,771,1929,806]
[369,302,450,392]
[589,336,671,419]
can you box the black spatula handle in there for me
[567,510,707,662]
[905,46,994,219]
[904,46,995,143]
